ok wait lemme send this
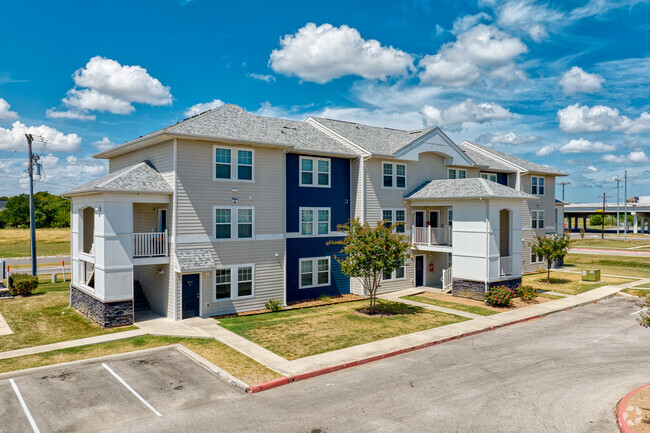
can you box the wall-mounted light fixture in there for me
[157,268,164,275]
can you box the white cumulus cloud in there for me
[93,137,116,151]
[451,13,491,35]
[269,23,414,83]
[46,108,95,121]
[603,149,649,163]
[559,66,604,94]
[0,121,81,151]
[475,131,538,145]
[184,99,225,117]
[535,145,554,156]
[558,103,650,134]
[419,24,527,87]
[0,98,18,120]
[420,99,512,130]
[559,138,616,153]
[247,73,275,82]
[586,165,598,172]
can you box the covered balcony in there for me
[412,225,452,247]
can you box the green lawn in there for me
[0,278,135,352]
[0,228,70,257]
[538,293,565,300]
[621,288,650,297]
[522,271,633,295]
[570,239,650,250]
[218,300,468,360]
[401,294,498,316]
[563,253,650,279]
[0,335,281,385]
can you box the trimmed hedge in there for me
[8,273,38,296]
[516,285,538,303]
[484,285,514,307]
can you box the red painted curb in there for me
[617,383,650,432]
[246,313,547,393]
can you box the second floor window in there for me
[214,146,254,181]
[448,168,467,179]
[382,209,406,233]
[383,162,406,188]
[215,207,254,240]
[300,156,330,187]
[300,208,330,235]
[481,173,497,182]
[532,210,545,229]
[532,176,544,195]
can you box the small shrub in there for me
[638,296,650,328]
[516,285,538,303]
[579,228,585,239]
[9,274,38,296]
[318,295,332,303]
[265,298,282,312]
[484,285,514,307]
[8,273,29,289]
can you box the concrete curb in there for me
[245,296,617,394]
[617,383,650,433]
[175,344,250,393]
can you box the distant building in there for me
[0,200,7,211]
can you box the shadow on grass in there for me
[355,300,425,316]
[535,277,572,285]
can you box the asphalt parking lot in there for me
[0,349,244,433]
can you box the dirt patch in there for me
[416,291,552,311]
[213,294,366,319]
[624,385,650,432]
[353,308,396,318]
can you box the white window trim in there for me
[213,206,255,241]
[213,145,255,182]
[299,256,331,289]
[531,176,545,195]
[383,266,406,281]
[299,207,331,236]
[531,253,543,264]
[381,208,406,232]
[381,161,407,189]
[214,264,256,301]
[481,172,498,182]
[448,209,453,226]
[448,168,467,180]
[299,156,331,188]
[531,210,545,229]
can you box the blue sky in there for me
[1,0,650,203]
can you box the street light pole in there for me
[614,176,620,240]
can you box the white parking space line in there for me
[9,379,41,433]
[101,363,162,417]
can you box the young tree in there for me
[329,219,412,314]
[529,233,571,283]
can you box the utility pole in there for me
[623,168,627,240]
[601,193,606,240]
[614,176,621,240]
[558,182,570,201]
[25,134,37,276]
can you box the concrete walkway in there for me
[0,329,147,360]
[379,288,484,319]
[0,312,12,336]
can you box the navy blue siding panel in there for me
[285,153,350,233]
[497,172,508,186]
[286,238,350,302]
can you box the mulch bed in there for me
[212,294,366,319]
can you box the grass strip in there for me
[400,294,498,316]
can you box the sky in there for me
[1,0,650,204]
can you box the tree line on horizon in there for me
[0,192,69,229]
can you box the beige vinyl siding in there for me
[377,257,415,294]
[520,174,557,273]
[109,141,174,187]
[133,202,170,233]
[134,264,170,316]
[350,158,362,220]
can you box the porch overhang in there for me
[174,249,217,273]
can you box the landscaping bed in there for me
[522,271,633,295]
[622,385,650,433]
[0,278,135,352]
[218,299,468,360]
[213,293,365,318]
[403,291,553,315]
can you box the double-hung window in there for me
[448,168,467,179]
[214,146,254,181]
[300,257,330,288]
[382,209,406,233]
[532,176,544,195]
[382,162,407,188]
[531,253,543,263]
[481,173,497,182]
[215,265,255,299]
[383,266,405,280]
[448,209,453,227]
[531,210,545,229]
[300,156,330,187]
[215,207,254,240]
[300,208,330,236]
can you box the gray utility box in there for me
[581,269,600,282]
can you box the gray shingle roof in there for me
[165,105,358,156]
[62,161,172,196]
[310,117,436,155]
[174,248,216,272]
[459,144,516,172]
[460,141,566,176]
[405,178,537,200]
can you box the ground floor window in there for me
[531,253,543,264]
[383,266,405,280]
[300,256,330,288]
[215,265,255,299]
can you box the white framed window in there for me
[481,173,497,182]
[447,253,452,269]
[215,264,255,300]
[300,257,330,288]
[382,208,406,233]
[382,162,407,189]
[531,210,545,229]
[383,266,406,281]
[532,176,545,195]
[300,156,330,187]
[214,206,254,240]
[531,253,543,264]
[214,145,254,182]
[448,168,467,179]
[448,209,453,227]
[300,207,330,236]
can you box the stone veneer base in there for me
[71,285,134,328]
[452,277,522,301]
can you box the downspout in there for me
[483,198,490,293]
[172,138,179,320]
[282,149,289,307]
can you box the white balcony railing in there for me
[499,255,513,276]
[133,230,168,258]
[442,267,452,290]
[411,226,452,247]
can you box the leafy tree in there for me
[329,219,411,314]
[0,192,70,228]
[589,214,603,226]
[530,233,571,283]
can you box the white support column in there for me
[633,214,638,234]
